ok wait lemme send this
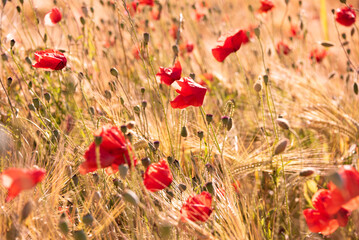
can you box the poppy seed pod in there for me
[181,126,188,137]
[122,189,139,206]
[141,100,147,109]
[299,168,315,177]
[274,138,290,155]
[276,118,290,130]
[21,201,33,221]
[253,80,262,92]
[73,230,87,240]
[153,140,160,149]
[206,114,213,124]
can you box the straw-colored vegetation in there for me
[0,0,359,239]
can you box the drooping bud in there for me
[276,118,290,130]
[122,189,139,206]
[273,138,290,155]
[299,168,315,177]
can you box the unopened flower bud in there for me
[274,138,290,155]
[153,140,160,150]
[276,118,290,130]
[141,157,151,169]
[181,126,188,137]
[221,116,229,126]
[197,131,204,140]
[141,100,147,109]
[110,67,118,77]
[122,189,139,206]
[94,136,103,146]
[120,125,127,134]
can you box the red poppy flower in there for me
[126,1,138,16]
[180,191,213,222]
[258,0,274,13]
[156,60,182,86]
[185,41,194,53]
[212,29,247,62]
[143,159,173,192]
[327,166,359,213]
[169,24,179,40]
[310,48,327,63]
[32,49,67,70]
[132,45,141,60]
[0,168,46,202]
[303,189,350,235]
[79,125,136,174]
[138,0,154,6]
[336,5,356,27]
[45,7,62,26]
[151,8,161,20]
[170,77,207,109]
[276,41,291,55]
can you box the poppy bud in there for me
[120,125,127,134]
[80,16,86,25]
[253,80,262,92]
[276,118,290,130]
[126,121,135,129]
[93,191,102,203]
[126,132,133,142]
[141,157,151,168]
[197,130,204,140]
[204,181,215,196]
[206,114,213,124]
[82,213,94,226]
[143,32,150,45]
[167,156,173,164]
[10,39,15,48]
[172,45,179,55]
[274,138,290,155]
[153,140,160,149]
[299,168,315,177]
[58,215,69,235]
[172,159,180,169]
[118,164,129,179]
[141,100,147,109]
[227,117,233,131]
[110,67,118,77]
[263,75,269,85]
[94,136,103,146]
[72,174,79,186]
[92,173,99,183]
[141,87,145,94]
[32,98,40,109]
[1,53,8,61]
[165,189,174,201]
[73,230,87,240]
[28,103,36,111]
[104,90,111,99]
[178,183,187,192]
[89,106,95,115]
[21,201,33,221]
[221,116,229,126]
[7,77,12,87]
[134,105,141,114]
[181,126,188,137]
[189,73,195,80]
[122,189,139,206]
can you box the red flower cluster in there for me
[310,48,327,63]
[336,5,356,27]
[45,7,62,26]
[32,49,67,71]
[156,60,182,85]
[79,125,136,174]
[212,29,248,62]
[276,41,291,55]
[0,168,46,202]
[170,77,207,109]
[257,0,274,13]
[143,159,173,192]
[180,191,213,222]
[303,166,359,235]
